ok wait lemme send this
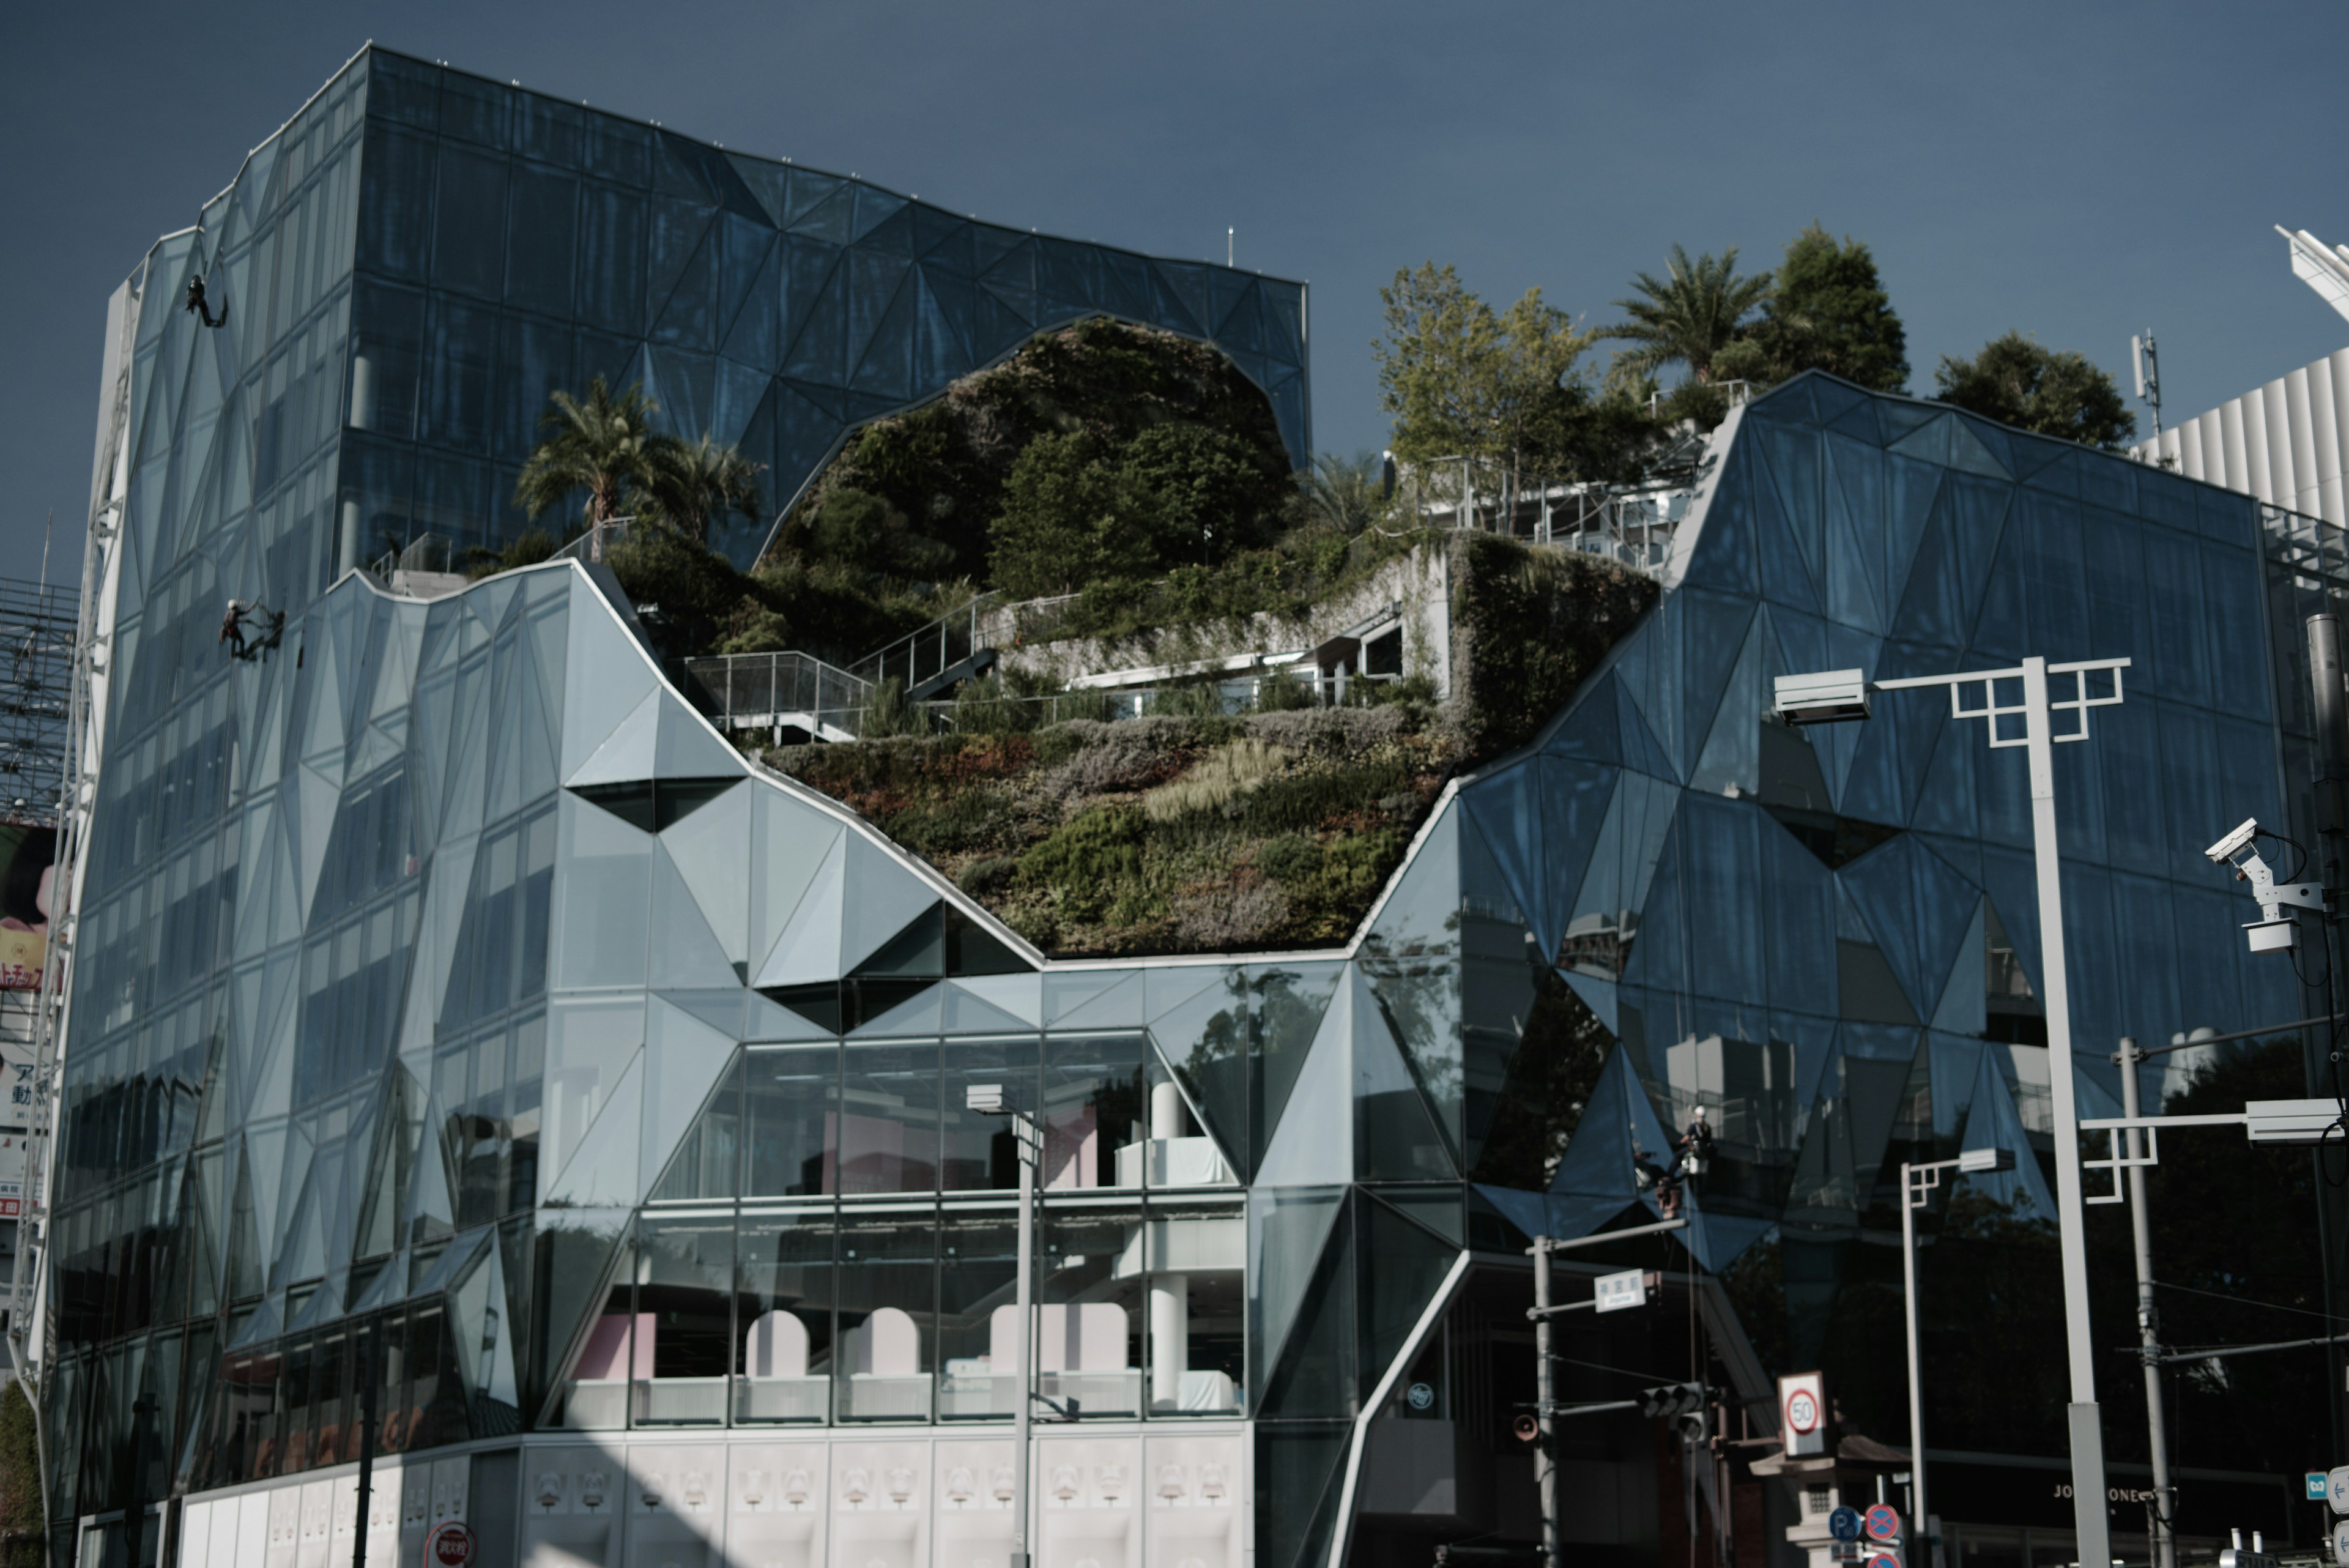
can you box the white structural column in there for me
[2017,656,2110,1568]
[1149,1080,1190,1409]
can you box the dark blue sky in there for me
[7,0,2345,584]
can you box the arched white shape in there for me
[743,1308,809,1378]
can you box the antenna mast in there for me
[2132,330,2165,447]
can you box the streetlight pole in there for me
[2114,1038,2175,1568]
[1901,1148,2014,1562]
[970,1084,1041,1568]
[1779,653,2129,1568]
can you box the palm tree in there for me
[1602,245,1772,385]
[514,377,665,531]
[647,433,768,544]
[1304,451,1390,535]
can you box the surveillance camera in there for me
[2206,817,2260,864]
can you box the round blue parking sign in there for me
[1828,1506,1863,1542]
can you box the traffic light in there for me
[1638,1383,1705,1420]
[1672,1403,1710,1447]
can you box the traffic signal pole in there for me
[1526,1219,1686,1568]
[1532,1240,1559,1568]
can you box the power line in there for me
[2154,1278,2334,1323]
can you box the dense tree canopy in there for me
[1932,331,2137,449]
[1375,262,1657,483]
[1716,224,1909,392]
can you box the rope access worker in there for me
[184,276,226,329]
[220,599,250,658]
[1674,1105,1715,1180]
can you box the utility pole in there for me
[2305,615,2349,1464]
[1532,1239,1558,1568]
[1524,1219,1686,1568]
[969,1084,1041,1568]
[2115,1039,2176,1568]
[354,1315,382,1568]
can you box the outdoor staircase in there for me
[680,593,1004,742]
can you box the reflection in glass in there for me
[1042,1034,1148,1190]
[1039,1208,1143,1418]
[940,1039,1035,1192]
[558,1235,634,1430]
[937,1214,1019,1419]
[743,1046,837,1197]
[836,1216,934,1421]
[735,1211,831,1424]
[632,1216,731,1425]
[839,1044,938,1194]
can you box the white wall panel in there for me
[2137,344,2349,524]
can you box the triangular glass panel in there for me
[1357,1192,1460,1398]
[648,841,743,990]
[660,778,752,968]
[1246,1186,1344,1403]
[1253,981,1353,1187]
[754,832,847,987]
[1953,1050,2054,1216]
[639,998,743,1198]
[653,693,745,780]
[565,687,659,789]
[659,986,748,1041]
[849,980,944,1038]
[545,1053,645,1207]
[750,788,843,973]
[1047,968,1141,1028]
[1256,1198,1356,1421]
[1354,987,1455,1183]
[940,980,1036,1035]
[560,592,660,777]
[759,982,842,1035]
[839,835,943,973]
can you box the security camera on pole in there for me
[1776,655,2130,1568]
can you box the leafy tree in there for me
[1932,332,2136,448]
[513,376,666,528]
[987,432,1158,598]
[801,488,957,581]
[1374,264,1601,478]
[1115,422,1290,565]
[1716,224,1909,392]
[644,433,767,545]
[603,519,762,664]
[1601,244,1772,386]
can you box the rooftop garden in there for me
[771,533,1653,957]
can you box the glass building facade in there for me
[121,44,1308,594]
[46,40,2336,1568]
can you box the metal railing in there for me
[679,650,873,741]
[366,532,459,584]
[848,593,998,698]
[551,516,635,565]
[1392,458,1694,576]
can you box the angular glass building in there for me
[45,41,2335,1568]
[108,45,1307,584]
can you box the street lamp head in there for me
[1958,1147,2015,1175]
[1772,670,1871,726]
[965,1083,1008,1115]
